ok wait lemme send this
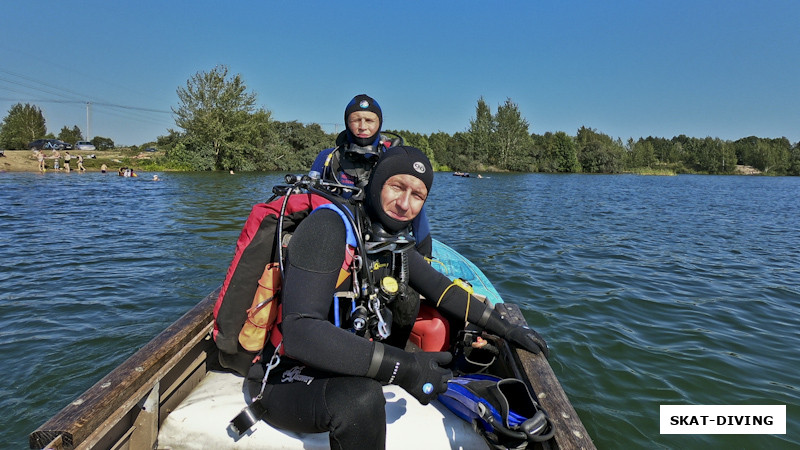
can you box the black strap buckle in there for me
[228,401,267,436]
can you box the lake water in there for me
[1,170,798,449]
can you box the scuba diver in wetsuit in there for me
[245,146,548,450]
[311,94,433,257]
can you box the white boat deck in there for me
[157,370,489,450]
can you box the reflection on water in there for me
[1,171,798,448]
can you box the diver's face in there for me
[380,174,428,222]
[347,111,380,140]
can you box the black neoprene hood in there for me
[365,146,433,232]
[344,94,383,147]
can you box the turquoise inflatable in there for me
[430,239,503,305]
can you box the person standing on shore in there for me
[64,152,71,172]
[77,154,86,172]
[37,150,46,172]
[52,149,60,170]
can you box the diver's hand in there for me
[395,351,453,405]
[370,343,453,404]
[506,325,550,358]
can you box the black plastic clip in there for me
[228,401,267,436]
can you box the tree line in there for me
[3,65,798,175]
[159,67,800,175]
[401,97,800,176]
[0,103,116,150]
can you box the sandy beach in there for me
[1,150,147,173]
[0,150,48,172]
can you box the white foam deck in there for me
[157,370,488,450]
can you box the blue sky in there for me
[2,1,798,146]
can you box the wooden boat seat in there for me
[157,370,489,449]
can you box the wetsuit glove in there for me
[505,325,550,358]
[368,342,453,405]
[482,308,550,358]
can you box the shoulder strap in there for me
[313,203,357,248]
[311,147,338,174]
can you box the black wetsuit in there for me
[246,208,503,450]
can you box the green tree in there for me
[735,136,792,174]
[700,137,732,174]
[0,103,47,149]
[448,132,473,171]
[714,138,737,174]
[466,97,494,168]
[168,137,217,170]
[216,110,275,171]
[626,139,656,169]
[576,126,624,173]
[91,136,115,150]
[386,129,437,168]
[681,137,736,174]
[732,136,757,165]
[58,125,83,144]
[639,136,681,164]
[757,139,791,174]
[528,133,549,172]
[265,120,332,171]
[541,131,580,172]
[428,131,454,170]
[789,142,800,176]
[171,65,269,170]
[493,98,531,170]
